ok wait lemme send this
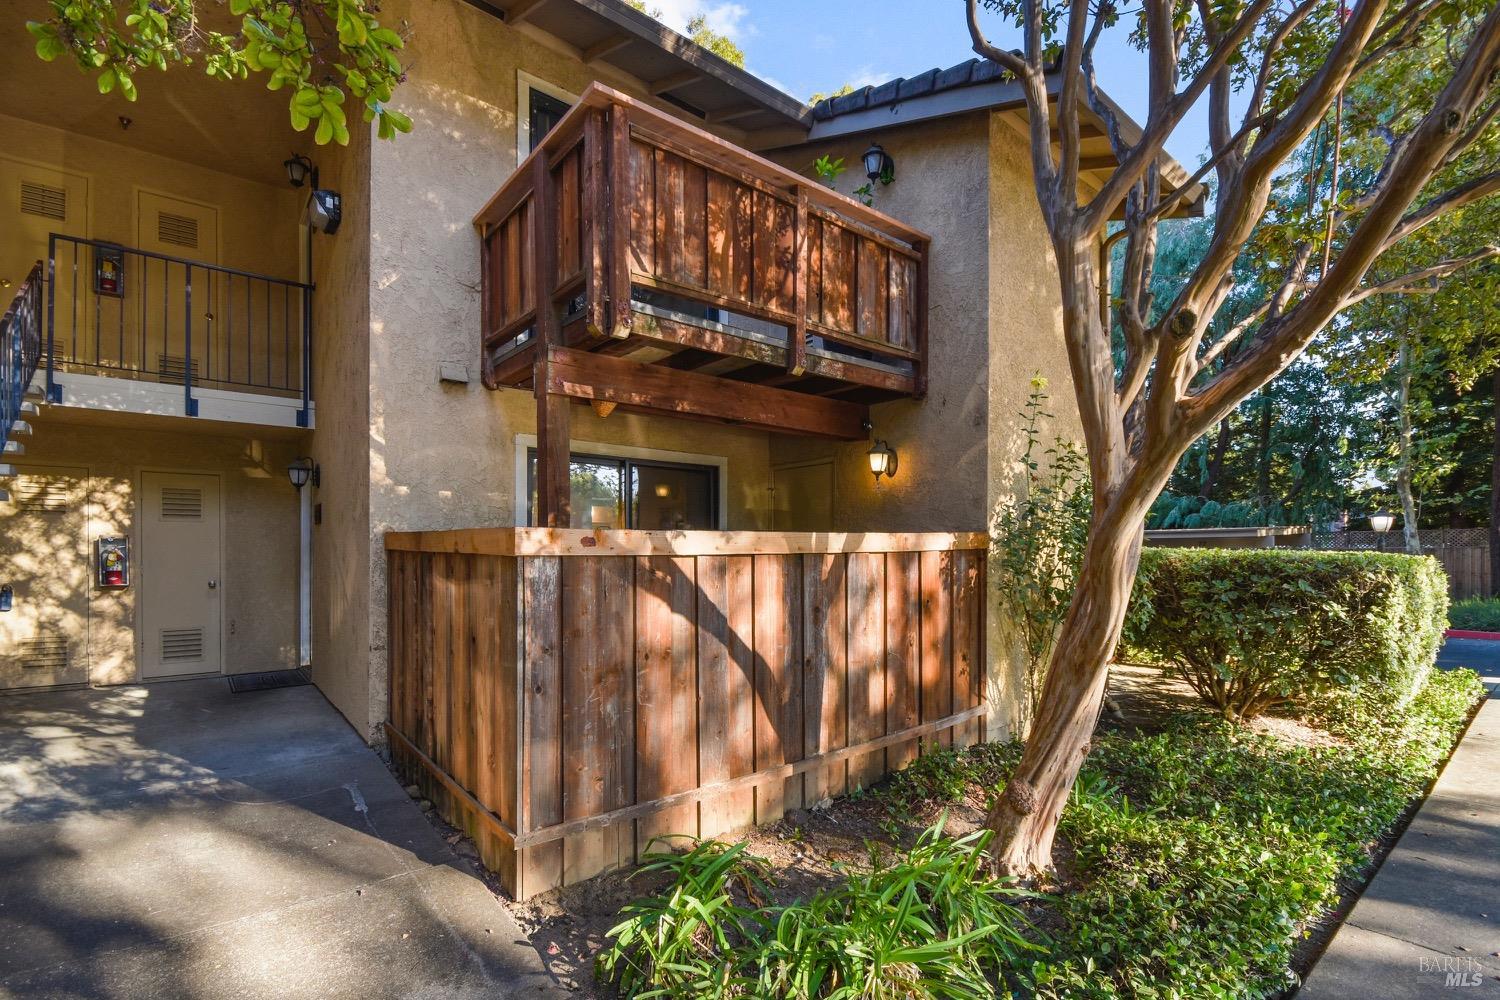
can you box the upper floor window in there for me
[529,89,571,153]
[517,73,578,162]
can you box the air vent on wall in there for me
[19,634,68,672]
[13,476,72,514]
[160,627,205,662]
[156,354,201,381]
[157,211,199,249]
[20,181,66,221]
[160,487,203,519]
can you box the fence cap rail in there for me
[385,526,988,557]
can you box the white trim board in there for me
[516,71,580,167]
[513,434,729,529]
[48,371,314,429]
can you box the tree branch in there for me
[1382,170,1500,250]
[1345,245,1500,305]
[1082,0,1277,233]
[1185,2,1500,443]
[968,0,1057,198]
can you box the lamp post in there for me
[1369,510,1395,551]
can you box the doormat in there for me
[227,668,312,694]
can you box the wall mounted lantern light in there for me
[285,153,342,235]
[288,457,320,490]
[284,153,315,188]
[654,482,672,498]
[868,439,898,482]
[862,142,895,185]
[1368,511,1395,533]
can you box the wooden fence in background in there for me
[1312,527,1490,599]
[384,528,986,899]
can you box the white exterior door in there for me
[140,472,223,678]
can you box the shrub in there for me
[594,838,770,997]
[596,821,1038,1000]
[1025,668,1484,999]
[1124,547,1448,718]
[990,378,1091,725]
[1449,595,1500,632]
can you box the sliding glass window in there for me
[526,451,719,529]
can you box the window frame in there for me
[515,71,580,167]
[513,435,728,529]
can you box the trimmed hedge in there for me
[1124,547,1448,718]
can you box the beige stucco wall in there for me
[770,112,1079,739]
[0,111,302,279]
[4,418,300,685]
[307,125,376,736]
[302,0,776,739]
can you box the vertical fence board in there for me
[520,556,564,896]
[696,555,758,839]
[449,554,474,802]
[919,550,954,750]
[884,551,921,771]
[752,553,805,823]
[846,551,886,791]
[469,556,497,817]
[952,548,983,747]
[561,557,637,883]
[803,553,848,804]
[635,556,700,853]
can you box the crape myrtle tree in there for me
[26,0,411,143]
[965,0,1500,873]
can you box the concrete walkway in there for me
[0,679,561,999]
[1300,656,1499,998]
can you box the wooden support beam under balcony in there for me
[539,346,869,439]
[474,83,930,438]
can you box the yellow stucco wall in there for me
[3,418,301,685]
[307,126,376,735]
[296,0,1081,744]
[769,112,1080,740]
[300,0,779,739]
[0,111,302,279]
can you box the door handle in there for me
[208,579,218,589]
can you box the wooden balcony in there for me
[473,84,930,524]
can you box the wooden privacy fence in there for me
[1312,527,1490,599]
[385,528,986,899]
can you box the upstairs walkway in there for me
[0,679,560,999]
[1300,645,1500,998]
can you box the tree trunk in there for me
[1255,392,1273,508]
[1202,418,1233,500]
[1490,366,1500,595]
[1396,333,1421,555]
[985,501,1145,873]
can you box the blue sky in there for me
[644,0,1217,167]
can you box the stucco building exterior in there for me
[0,0,1195,754]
